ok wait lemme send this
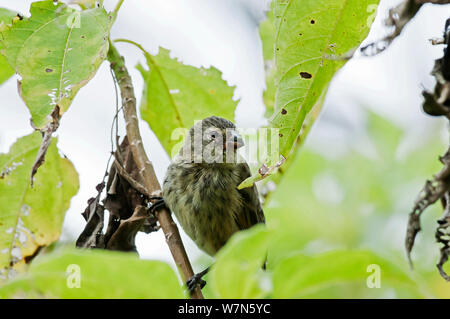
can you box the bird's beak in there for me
[226,130,244,150]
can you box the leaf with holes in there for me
[273,0,379,156]
[0,8,17,85]
[240,0,379,188]
[0,1,112,129]
[0,132,79,280]
[136,45,238,157]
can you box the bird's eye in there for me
[210,133,216,139]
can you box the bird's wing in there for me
[234,162,265,230]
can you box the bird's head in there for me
[179,116,244,164]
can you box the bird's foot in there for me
[187,273,207,294]
[147,196,167,214]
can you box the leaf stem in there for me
[114,38,157,65]
[115,38,146,54]
[114,0,125,15]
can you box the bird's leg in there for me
[147,196,167,214]
[187,267,210,294]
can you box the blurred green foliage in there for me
[208,226,270,299]
[0,249,184,298]
[202,112,449,298]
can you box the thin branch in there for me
[361,0,422,56]
[361,0,450,56]
[436,192,450,281]
[406,18,450,280]
[107,42,204,299]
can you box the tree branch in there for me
[406,18,450,280]
[361,0,423,55]
[107,42,204,299]
[360,0,449,56]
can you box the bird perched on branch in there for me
[162,116,265,292]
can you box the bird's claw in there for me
[187,274,207,294]
[147,196,167,214]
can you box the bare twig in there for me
[107,42,204,299]
[406,150,450,266]
[361,0,449,56]
[361,0,422,56]
[436,192,450,280]
[30,105,60,186]
[406,18,450,280]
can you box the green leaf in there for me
[0,1,112,129]
[0,132,79,279]
[259,10,275,62]
[272,250,431,298]
[259,90,326,198]
[241,0,379,188]
[0,8,16,23]
[272,0,378,157]
[135,44,238,157]
[208,226,270,299]
[259,9,276,119]
[0,249,184,298]
[0,8,17,85]
[0,55,13,85]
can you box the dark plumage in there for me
[163,116,265,256]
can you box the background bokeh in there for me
[0,0,449,297]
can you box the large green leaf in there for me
[272,250,430,298]
[0,249,185,298]
[0,132,79,279]
[0,1,112,129]
[208,226,270,299]
[241,0,379,188]
[135,44,238,157]
[272,0,378,156]
[0,8,16,85]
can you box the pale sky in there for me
[0,0,449,271]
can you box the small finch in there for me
[162,116,265,291]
